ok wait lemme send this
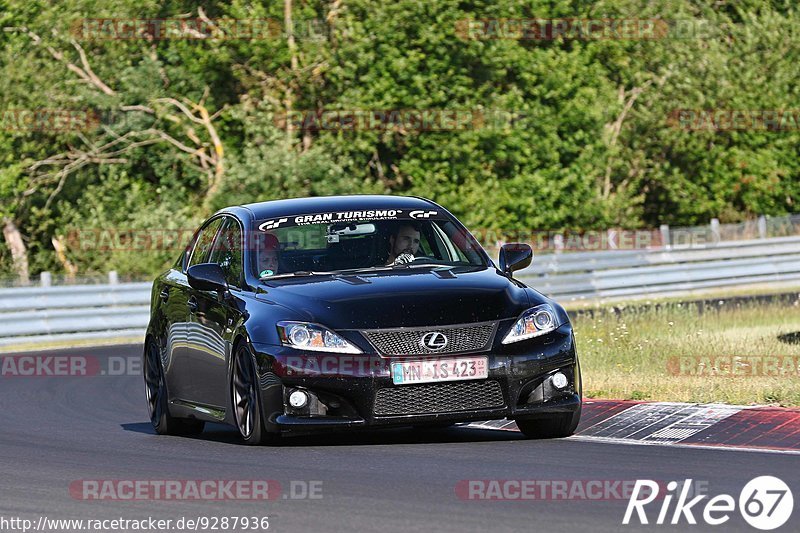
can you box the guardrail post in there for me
[659,224,670,249]
[108,271,119,285]
[710,218,720,243]
[758,215,767,239]
[40,271,51,287]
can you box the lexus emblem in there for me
[420,332,448,351]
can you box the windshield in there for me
[250,209,487,278]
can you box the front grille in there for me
[373,380,506,416]
[362,322,497,356]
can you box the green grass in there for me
[574,299,800,406]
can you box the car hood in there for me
[257,266,541,329]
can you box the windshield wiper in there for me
[259,270,334,281]
[407,262,455,269]
[261,263,462,281]
[332,263,457,274]
[330,266,394,274]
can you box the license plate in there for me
[391,356,488,385]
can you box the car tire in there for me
[515,404,581,439]
[144,340,205,436]
[515,357,582,439]
[232,344,279,446]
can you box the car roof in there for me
[228,194,439,221]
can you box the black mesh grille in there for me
[363,322,496,356]
[373,380,505,416]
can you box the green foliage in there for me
[0,0,798,279]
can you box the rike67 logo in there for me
[624,476,794,530]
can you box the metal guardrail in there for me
[1,235,799,347]
[517,236,800,301]
[0,281,152,348]
[0,282,152,312]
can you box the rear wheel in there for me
[232,344,278,445]
[144,340,205,436]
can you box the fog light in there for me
[288,389,309,408]
[551,372,568,389]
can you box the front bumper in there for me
[250,324,580,433]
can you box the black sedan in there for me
[144,195,581,444]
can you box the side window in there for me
[428,223,456,261]
[187,218,224,269]
[442,221,481,263]
[208,218,244,288]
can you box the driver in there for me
[385,223,421,265]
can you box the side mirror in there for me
[499,243,533,276]
[187,263,229,293]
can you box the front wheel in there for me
[232,344,279,446]
[143,340,205,436]
[515,404,581,439]
[516,358,582,439]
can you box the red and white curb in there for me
[467,400,800,454]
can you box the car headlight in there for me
[501,304,561,344]
[276,321,362,354]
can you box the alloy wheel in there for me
[144,341,165,426]
[233,347,258,438]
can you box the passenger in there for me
[257,233,280,277]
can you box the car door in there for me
[186,216,245,408]
[167,217,224,403]
[156,255,191,381]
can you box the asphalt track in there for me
[1,345,797,533]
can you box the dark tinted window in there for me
[187,218,223,269]
[250,217,486,275]
[208,218,244,288]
